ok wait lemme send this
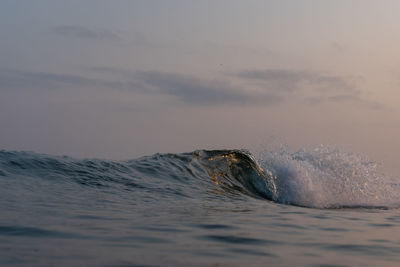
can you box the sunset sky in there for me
[1,1,400,173]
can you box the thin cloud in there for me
[236,69,355,92]
[238,69,309,83]
[133,71,282,105]
[0,67,382,109]
[0,69,124,90]
[237,69,310,92]
[0,68,282,106]
[327,94,383,110]
[51,25,120,41]
[234,69,380,108]
[306,94,383,110]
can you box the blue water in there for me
[1,148,400,266]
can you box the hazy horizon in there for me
[1,1,400,174]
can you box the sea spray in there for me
[0,148,399,209]
[258,145,399,208]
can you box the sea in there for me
[1,146,400,266]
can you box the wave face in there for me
[0,148,398,209]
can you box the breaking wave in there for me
[0,147,398,209]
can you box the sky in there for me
[1,1,400,173]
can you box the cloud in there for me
[0,69,125,90]
[90,66,130,75]
[236,69,355,92]
[132,71,282,105]
[0,68,283,106]
[89,67,284,105]
[234,69,380,108]
[236,69,309,92]
[0,67,382,109]
[238,69,309,83]
[327,94,383,110]
[51,25,120,41]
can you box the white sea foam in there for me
[258,146,399,208]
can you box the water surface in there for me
[1,148,399,266]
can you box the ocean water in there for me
[1,147,400,266]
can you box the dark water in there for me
[1,148,400,266]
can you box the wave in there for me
[0,147,398,209]
[258,146,398,208]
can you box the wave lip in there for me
[194,149,276,200]
[189,148,400,209]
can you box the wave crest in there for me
[1,147,398,209]
[258,146,398,208]
[193,147,399,208]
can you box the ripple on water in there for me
[202,234,280,246]
[0,226,85,239]
[193,223,236,230]
[323,244,400,257]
